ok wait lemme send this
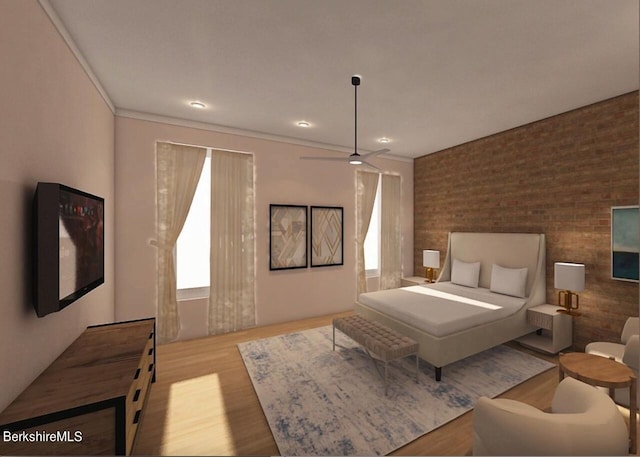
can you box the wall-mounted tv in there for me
[34,183,104,317]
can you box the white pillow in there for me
[490,264,528,298]
[451,259,481,288]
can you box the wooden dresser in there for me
[0,318,155,455]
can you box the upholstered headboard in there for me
[438,232,546,305]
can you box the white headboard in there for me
[438,232,546,305]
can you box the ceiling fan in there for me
[300,75,390,171]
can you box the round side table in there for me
[559,352,637,454]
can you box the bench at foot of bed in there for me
[333,314,423,394]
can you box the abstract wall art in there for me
[611,206,639,282]
[310,206,344,267]
[270,204,308,270]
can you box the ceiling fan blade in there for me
[360,148,390,159]
[360,160,381,171]
[300,156,347,161]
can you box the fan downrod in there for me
[349,75,362,164]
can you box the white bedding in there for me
[357,282,527,337]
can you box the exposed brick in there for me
[414,92,639,351]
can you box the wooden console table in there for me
[0,318,156,455]
[559,352,636,454]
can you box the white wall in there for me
[114,116,413,329]
[0,1,115,411]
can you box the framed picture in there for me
[270,204,307,270]
[310,206,344,267]
[611,206,639,282]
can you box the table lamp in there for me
[423,250,440,283]
[554,262,585,316]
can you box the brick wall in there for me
[414,92,639,350]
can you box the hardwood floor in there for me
[133,312,352,456]
[132,312,635,456]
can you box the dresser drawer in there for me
[124,333,154,454]
[527,309,553,330]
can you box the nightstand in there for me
[518,304,572,354]
[401,276,427,287]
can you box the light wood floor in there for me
[133,312,637,456]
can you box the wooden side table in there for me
[559,352,637,453]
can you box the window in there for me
[364,174,381,276]
[176,155,211,299]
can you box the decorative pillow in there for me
[451,259,481,288]
[490,264,528,298]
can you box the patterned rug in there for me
[238,325,554,456]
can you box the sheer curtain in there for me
[356,170,380,296]
[380,174,402,289]
[209,149,255,335]
[153,142,206,344]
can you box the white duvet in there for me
[358,281,527,337]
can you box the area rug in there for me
[238,326,554,456]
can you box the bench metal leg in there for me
[435,366,442,382]
[384,361,388,396]
[332,324,335,351]
[415,355,419,383]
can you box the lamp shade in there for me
[554,262,585,292]
[423,250,440,268]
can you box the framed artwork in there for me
[310,206,344,267]
[269,204,307,270]
[611,206,639,282]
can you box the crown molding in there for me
[116,109,414,163]
[38,0,116,114]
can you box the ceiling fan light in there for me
[349,153,362,165]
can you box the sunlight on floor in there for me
[160,373,234,455]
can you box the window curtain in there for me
[380,174,402,289]
[356,170,380,296]
[209,149,255,335]
[153,142,206,344]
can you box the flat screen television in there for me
[34,182,104,317]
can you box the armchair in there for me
[585,317,639,362]
[473,377,628,455]
[586,316,639,408]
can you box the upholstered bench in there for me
[333,314,419,395]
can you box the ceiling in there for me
[46,0,639,159]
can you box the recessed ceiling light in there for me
[378,137,391,143]
[296,120,311,128]
[189,101,206,109]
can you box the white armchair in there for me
[586,316,639,408]
[586,317,639,361]
[473,377,628,455]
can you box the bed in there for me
[354,232,546,380]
